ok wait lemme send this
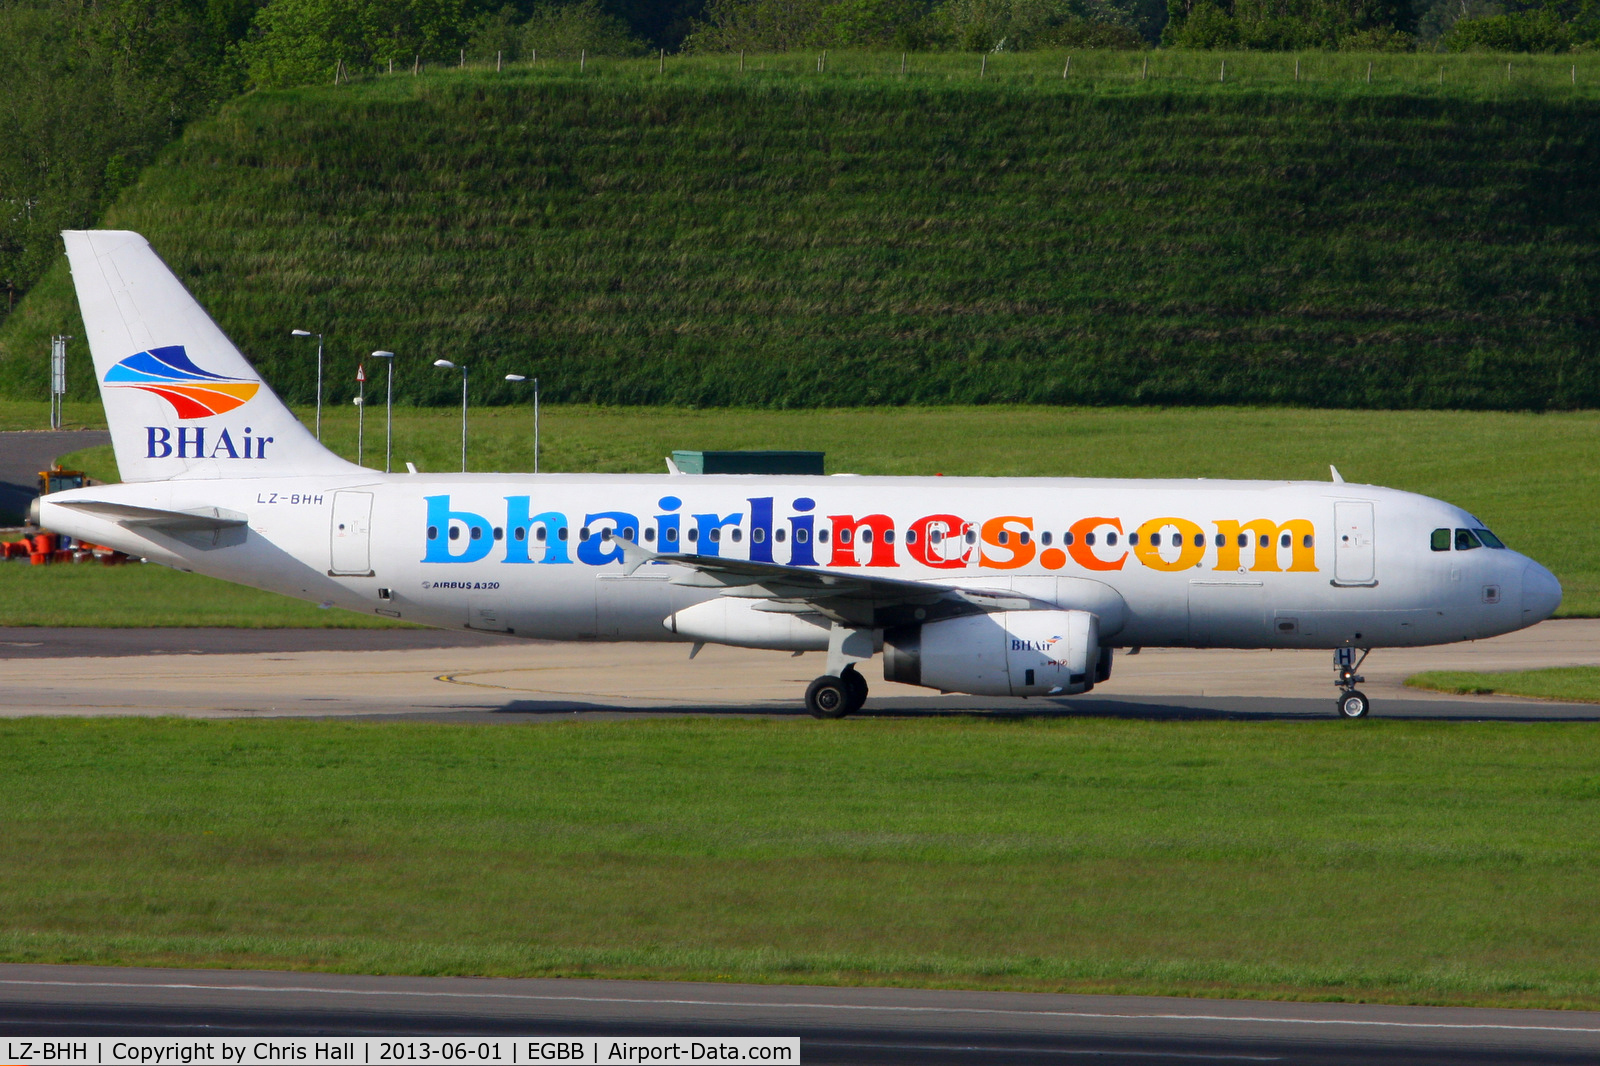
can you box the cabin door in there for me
[329,491,374,576]
[1333,502,1376,586]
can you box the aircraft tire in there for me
[841,665,869,713]
[1337,690,1370,719]
[807,675,851,719]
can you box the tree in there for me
[241,0,477,88]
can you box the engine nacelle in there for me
[665,596,831,651]
[884,609,1104,697]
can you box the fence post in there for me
[1294,56,1299,82]
[497,50,502,71]
[460,48,464,68]
[660,49,664,73]
[901,52,906,75]
[1366,61,1371,84]
[1219,59,1225,83]
[740,50,745,72]
[1142,56,1148,80]
[1063,56,1071,78]
[581,49,586,72]
[980,54,986,78]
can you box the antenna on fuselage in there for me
[1330,465,1345,484]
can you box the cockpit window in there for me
[1430,528,1450,552]
[1455,528,1482,551]
[1475,528,1506,549]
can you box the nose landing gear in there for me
[1334,647,1370,718]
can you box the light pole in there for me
[372,350,395,472]
[434,359,467,472]
[354,361,367,466]
[505,374,539,474]
[290,329,324,440]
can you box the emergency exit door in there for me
[330,491,374,576]
[1333,501,1375,586]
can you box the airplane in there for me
[35,230,1563,719]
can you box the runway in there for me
[1,964,1598,1064]
[3,619,1598,721]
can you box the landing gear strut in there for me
[1334,647,1370,719]
[806,664,869,719]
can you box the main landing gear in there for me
[1334,647,1371,719]
[806,663,868,719]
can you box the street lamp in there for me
[434,359,467,473]
[505,374,539,474]
[290,329,324,440]
[372,350,395,472]
[353,361,367,466]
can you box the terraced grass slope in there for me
[4,52,1600,409]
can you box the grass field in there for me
[29,402,1600,622]
[1409,667,1600,703]
[4,715,1600,1007]
[4,52,1600,410]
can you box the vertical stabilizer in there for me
[62,230,356,482]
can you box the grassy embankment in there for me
[3,402,1595,625]
[3,52,1600,410]
[1409,667,1600,702]
[5,715,1600,1007]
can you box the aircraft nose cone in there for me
[1522,562,1562,624]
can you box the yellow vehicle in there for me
[37,465,87,496]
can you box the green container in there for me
[670,450,825,475]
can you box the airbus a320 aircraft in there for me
[38,231,1563,718]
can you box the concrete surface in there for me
[6,619,1598,720]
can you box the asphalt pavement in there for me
[1,965,1597,1064]
[0,429,110,524]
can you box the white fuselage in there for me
[40,472,1562,652]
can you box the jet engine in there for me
[884,609,1106,697]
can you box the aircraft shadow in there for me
[472,694,1600,724]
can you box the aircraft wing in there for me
[617,538,1043,628]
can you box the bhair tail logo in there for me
[105,345,259,419]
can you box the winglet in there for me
[1330,465,1345,484]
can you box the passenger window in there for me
[535,527,546,543]
[1019,531,1030,545]
[470,527,482,541]
[1063,531,1074,545]
[579,527,590,542]
[997,531,1008,545]
[494,527,504,541]
[1085,532,1096,546]
[731,528,742,542]
[688,528,698,542]
[709,528,720,542]
[1302,534,1313,548]
[665,527,677,543]
[775,528,786,542]
[796,528,808,543]
[884,529,895,544]
[1237,533,1248,548]
[623,526,635,540]
[838,528,851,544]
[1475,528,1506,549]
[818,529,829,543]
[1106,532,1119,546]
[644,528,655,543]
[965,529,976,544]
[1259,534,1269,548]
[860,528,872,544]
[1150,533,1161,547]
[1127,533,1137,546]
[1194,533,1205,548]
[753,528,766,543]
[1041,531,1052,546]
[1279,533,1290,548]
[1215,533,1225,547]
[514,527,527,542]
[1430,528,1450,552]
[903,529,914,544]
[427,526,438,540]
[1455,528,1482,551]
[449,526,461,541]
[558,528,568,541]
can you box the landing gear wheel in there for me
[806,675,851,719]
[1337,690,1370,719]
[841,664,869,714]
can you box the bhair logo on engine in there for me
[105,346,274,460]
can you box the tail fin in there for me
[63,230,356,482]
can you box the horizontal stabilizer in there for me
[54,500,248,549]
